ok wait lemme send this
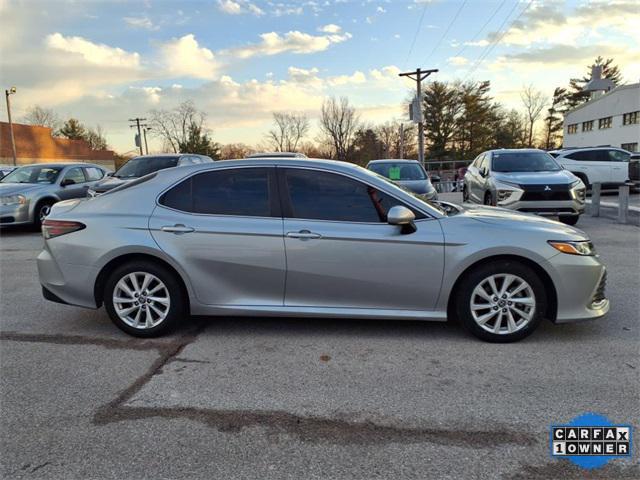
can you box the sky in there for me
[1,0,639,154]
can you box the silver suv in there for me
[463,149,586,225]
[38,158,608,343]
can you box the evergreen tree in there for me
[58,118,86,140]
[566,56,623,108]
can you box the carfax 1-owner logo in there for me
[551,413,633,469]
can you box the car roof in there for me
[15,162,104,168]
[246,152,307,158]
[549,146,628,153]
[485,148,544,155]
[367,159,420,164]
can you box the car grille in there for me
[517,207,575,213]
[592,270,607,304]
[520,184,572,201]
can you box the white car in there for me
[549,147,631,188]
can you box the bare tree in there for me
[85,125,108,150]
[23,105,60,131]
[375,121,416,158]
[520,85,548,147]
[318,97,360,162]
[266,112,309,152]
[149,100,206,153]
[220,143,254,159]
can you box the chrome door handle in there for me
[286,230,321,239]
[161,224,194,234]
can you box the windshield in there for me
[368,162,427,181]
[492,151,562,172]
[1,165,62,184]
[114,156,179,179]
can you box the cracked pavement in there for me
[1,215,639,479]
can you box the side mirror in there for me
[479,167,487,177]
[60,178,76,187]
[387,206,416,234]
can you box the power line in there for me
[422,0,468,65]
[463,0,533,82]
[128,117,147,155]
[450,0,507,61]
[403,2,430,68]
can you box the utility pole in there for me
[143,127,151,155]
[5,87,18,166]
[399,68,438,166]
[399,123,404,159]
[128,117,146,155]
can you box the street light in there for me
[5,86,18,166]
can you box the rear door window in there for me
[84,167,105,181]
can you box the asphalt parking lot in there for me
[1,216,639,479]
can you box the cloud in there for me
[157,35,218,80]
[123,16,157,30]
[319,24,341,34]
[448,56,469,66]
[45,33,140,68]
[217,0,264,16]
[229,30,352,59]
[464,39,489,47]
[327,71,366,86]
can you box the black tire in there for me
[559,215,579,226]
[33,200,54,230]
[104,260,186,337]
[484,191,495,206]
[455,260,547,343]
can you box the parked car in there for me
[0,163,109,228]
[247,152,308,159]
[367,159,438,200]
[88,154,214,196]
[629,153,639,187]
[38,158,608,343]
[463,149,586,225]
[549,147,631,188]
[0,165,16,180]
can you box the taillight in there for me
[42,220,86,239]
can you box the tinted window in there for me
[115,156,179,179]
[85,167,104,181]
[63,167,86,184]
[566,151,599,161]
[161,168,273,217]
[491,151,561,172]
[283,169,405,222]
[608,150,630,162]
[368,162,426,180]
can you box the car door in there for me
[149,166,286,306]
[278,167,444,311]
[607,149,630,184]
[58,166,90,199]
[565,151,610,184]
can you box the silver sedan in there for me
[37,158,609,342]
[0,163,108,228]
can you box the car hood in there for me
[396,179,433,194]
[92,176,133,192]
[460,204,588,240]
[492,170,576,185]
[0,183,51,196]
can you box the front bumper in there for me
[0,202,32,225]
[548,253,609,323]
[499,199,585,216]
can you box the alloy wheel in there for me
[112,272,171,329]
[470,273,536,335]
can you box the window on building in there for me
[567,124,578,134]
[582,120,594,132]
[621,143,638,153]
[623,111,639,125]
[598,117,612,129]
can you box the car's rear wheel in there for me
[559,214,579,226]
[33,200,53,230]
[456,261,546,342]
[104,261,185,337]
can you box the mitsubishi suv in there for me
[463,149,586,225]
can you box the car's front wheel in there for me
[456,261,546,342]
[559,215,579,226]
[33,200,53,230]
[104,261,185,337]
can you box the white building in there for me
[563,82,640,152]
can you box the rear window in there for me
[368,163,426,181]
[101,172,157,196]
[114,156,179,179]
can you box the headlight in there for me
[0,194,26,206]
[548,240,596,256]
[494,180,522,204]
[570,179,586,202]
